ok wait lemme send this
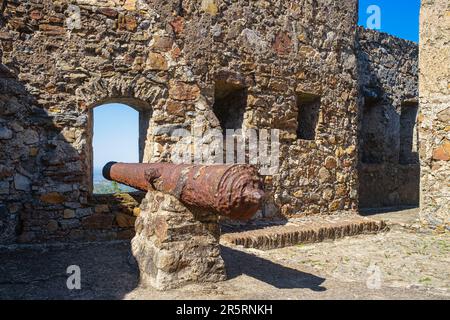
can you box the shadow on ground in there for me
[0,241,326,299]
[222,246,326,291]
[0,242,138,300]
[359,206,419,216]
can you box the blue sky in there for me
[93,104,139,169]
[93,1,421,169]
[358,0,420,42]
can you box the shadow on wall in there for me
[358,96,420,209]
[0,64,86,243]
[0,62,145,243]
[357,51,420,209]
[356,29,420,210]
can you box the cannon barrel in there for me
[102,162,265,221]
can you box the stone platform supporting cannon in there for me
[103,162,264,290]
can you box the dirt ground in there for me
[0,208,448,300]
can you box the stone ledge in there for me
[221,215,387,250]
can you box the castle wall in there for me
[357,27,419,208]
[419,0,450,230]
[0,0,435,238]
[0,0,361,243]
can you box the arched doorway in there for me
[86,98,152,195]
[92,103,139,194]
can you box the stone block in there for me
[76,207,93,218]
[98,8,118,18]
[60,219,80,230]
[63,209,76,219]
[169,82,200,101]
[118,14,137,32]
[82,214,114,230]
[0,165,12,179]
[324,156,337,169]
[201,0,218,16]
[95,204,110,213]
[14,174,30,192]
[146,52,168,71]
[0,126,13,140]
[38,24,65,35]
[115,212,136,228]
[170,17,184,34]
[0,181,9,195]
[273,32,292,55]
[151,36,174,52]
[47,220,58,232]
[318,167,331,183]
[132,191,226,290]
[40,192,66,204]
[432,140,450,161]
[0,204,7,218]
[123,0,137,11]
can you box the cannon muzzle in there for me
[102,162,265,221]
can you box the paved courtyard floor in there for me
[0,209,448,300]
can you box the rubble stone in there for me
[419,0,450,230]
[40,192,66,204]
[0,126,13,139]
[14,174,30,192]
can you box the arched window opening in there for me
[93,103,139,194]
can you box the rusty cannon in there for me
[102,162,265,221]
[103,161,265,289]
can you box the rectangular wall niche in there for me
[213,81,248,133]
[296,92,321,140]
[399,102,419,164]
[360,102,387,164]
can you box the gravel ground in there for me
[0,210,448,300]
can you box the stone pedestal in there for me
[131,191,226,290]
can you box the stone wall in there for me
[357,27,419,208]
[0,0,422,244]
[419,0,450,230]
[132,190,226,289]
[0,0,363,244]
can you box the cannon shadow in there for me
[221,246,326,291]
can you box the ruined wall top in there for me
[357,26,418,107]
